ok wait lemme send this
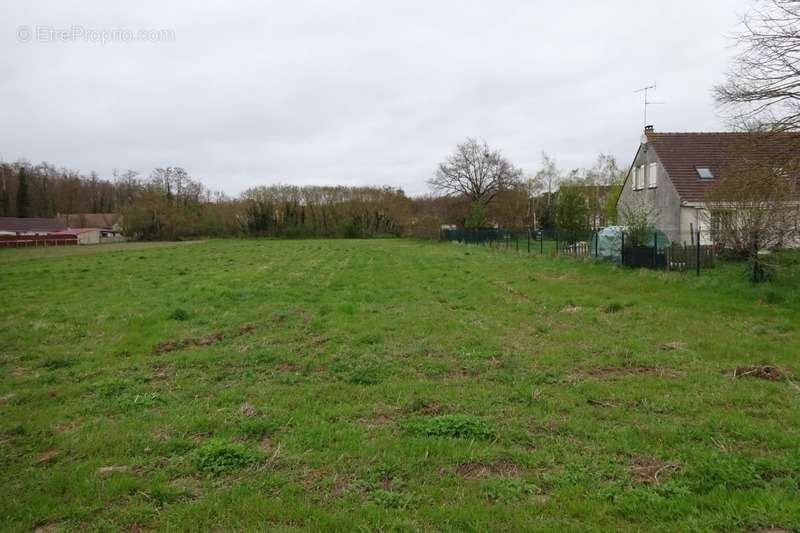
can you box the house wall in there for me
[679,206,715,246]
[77,230,101,245]
[617,142,682,243]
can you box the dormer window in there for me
[696,166,714,179]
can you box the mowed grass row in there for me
[1,239,799,532]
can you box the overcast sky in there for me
[1,0,753,196]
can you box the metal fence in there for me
[0,234,78,248]
[441,228,715,275]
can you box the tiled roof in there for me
[0,217,66,233]
[645,132,800,202]
[57,213,120,229]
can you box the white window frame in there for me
[637,165,644,190]
[648,162,658,188]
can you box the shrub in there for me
[194,439,259,475]
[404,415,494,440]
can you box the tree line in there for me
[0,150,625,241]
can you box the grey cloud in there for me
[1,0,752,195]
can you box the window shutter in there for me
[648,163,658,188]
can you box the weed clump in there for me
[482,478,540,503]
[604,301,624,314]
[194,439,259,475]
[368,489,413,509]
[169,308,190,321]
[332,355,387,385]
[404,415,494,440]
[41,358,75,370]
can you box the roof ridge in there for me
[648,131,800,136]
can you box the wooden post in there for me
[653,232,658,269]
[696,231,701,277]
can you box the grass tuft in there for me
[404,415,494,440]
[194,439,260,475]
[169,308,190,321]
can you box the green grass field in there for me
[1,239,799,532]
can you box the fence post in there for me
[595,232,599,257]
[540,232,544,255]
[696,231,701,277]
[653,232,658,269]
[515,235,519,253]
[527,231,530,254]
[621,232,625,266]
[555,232,559,256]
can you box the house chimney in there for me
[644,125,654,133]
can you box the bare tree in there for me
[429,138,522,206]
[715,0,800,131]
[534,152,561,206]
[705,135,800,281]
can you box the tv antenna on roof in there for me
[634,83,665,128]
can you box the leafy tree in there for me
[555,185,590,233]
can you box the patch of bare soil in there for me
[733,365,783,381]
[580,366,685,380]
[662,341,687,351]
[34,449,59,465]
[560,304,581,314]
[418,401,444,415]
[275,362,299,373]
[239,403,260,417]
[630,456,679,485]
[153,324,256,355]
[495,281,532,303]
[33,523,61,533]
[456,459,520,479]
[587,398,622,408]
[330,473,351,496]
[98,465,131,476]
[169,476,203,500]
[55,421,79,434]
[150,363,173,381]
[0,393,16,404]
[11,367,31,377]
[152,427,175,442]
[357,412,395,429]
